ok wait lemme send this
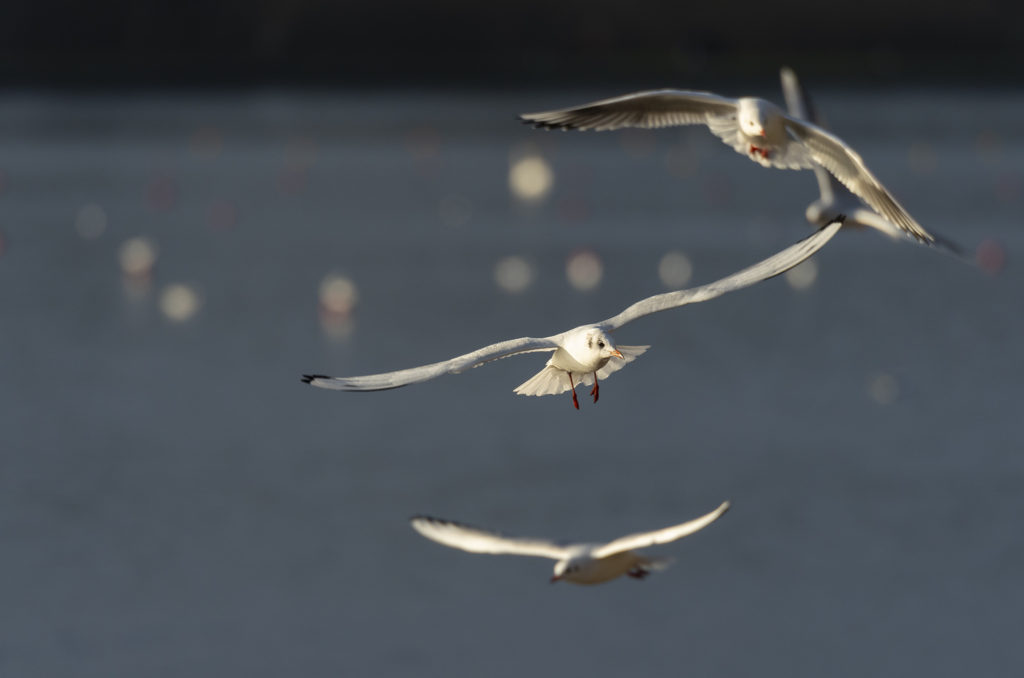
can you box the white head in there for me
[737,97,769,138]
[569,329,622,366]
[578,328,622,361]
[550,558,586,583]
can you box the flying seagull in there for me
[778,67,965,256]
[520,86,941,248]
[410,501,730,585]
[302,218,843,408]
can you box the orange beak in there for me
[610,349,623,359]
[757,129,766,137]
[550,575,561,583]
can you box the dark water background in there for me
[1,86,1022,676]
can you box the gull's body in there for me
[410,501,730,585]
[302,219,843,407]
[520,87,940,248]
[778,67,965,256]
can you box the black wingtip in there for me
[832,213,847,225]
[301,374,328,384]
[518,115,567,131]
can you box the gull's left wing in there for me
[596,218,843,332]
[591,501,730,559]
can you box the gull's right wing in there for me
[519,90,737,132]
[302,336,559,391]
[410,516,570,560]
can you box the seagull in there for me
[410,501,730,585]
[520,86,941,248]
[778,67,965,257]
[302,218,843,409]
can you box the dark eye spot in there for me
[597,341,605,348]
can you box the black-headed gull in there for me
[520,87,940,248]
[302,218,843,409]
[411,501,730,585]
[778,67,965,256]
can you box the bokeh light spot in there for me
[784,259,819,291]
[494,256,534,294]
[867,372,899,405]
[190,127,224,158]
[75,203,107,239]
[658,251,693,289]
[160,284,201,323]
[975,238,1006,275]
[146,175,178,212]
[119,237,158,279]
[208,199,238,230]
[509,152,554,203]
[566,249,603,292]
[319,274,359,315]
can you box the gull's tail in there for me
[629,556,674,579]
[513,366,574,397]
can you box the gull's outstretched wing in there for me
[596,218,843,332]
[780,66,835,204]
[411,516,571,560]
[783,117,937,246]
[591,501,730,559]
[780,66,819,126]
[781,68,967,258]
[519,90,737,131]
[302,336,559,391]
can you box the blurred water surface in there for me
[1,87,1022,677]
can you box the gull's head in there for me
[583,328,622,360]
[551,559,582,583]
[737,97,768,138]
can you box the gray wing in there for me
[519,90,738,131]
[410,516,571,560]
[591,501,730,559]
[783,117,936,245]
[302,336,559,391]
[596,218,843,332]
[780,67,836,204]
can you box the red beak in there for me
[549,575,561,583]
[610,349,623,359]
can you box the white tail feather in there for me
[641,556,673,572]
[515,345,650,394]
[513,366,573,396]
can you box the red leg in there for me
[590,374,599,403]
[568,372,579,410]
[749,144,771,159]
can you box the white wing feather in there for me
[783,117,935,245]
[410,516,570,560]
[591,501,730,559]
[519,90,738,131]
[780,67,965,256]
[596,219,843,332]
[302,337,559,391]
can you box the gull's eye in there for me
[597,340,605,348]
